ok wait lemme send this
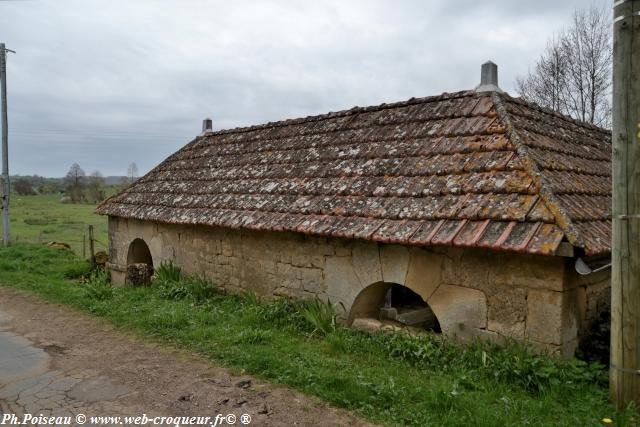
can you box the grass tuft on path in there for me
[0,244,636,427]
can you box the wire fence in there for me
[11,225,108,260]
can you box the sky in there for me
[0,0,609,177]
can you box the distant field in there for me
[0,194,108,256]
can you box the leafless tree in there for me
[516,5,612,127]
[127,162,139,183]
[63,163,86,203]
[87,171,105,203]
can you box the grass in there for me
[0,243,637,427]
[1,194,108,255]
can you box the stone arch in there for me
[127,238,153,267]
[126,238,154,286]
[338,245,488,339]
[348,281,442,332]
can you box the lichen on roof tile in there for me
[97,90,612,255]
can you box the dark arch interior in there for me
[127,238,153,267]
[349,282,441,333]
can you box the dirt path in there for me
[0,287,375,426]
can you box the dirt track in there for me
[0,287,374,426]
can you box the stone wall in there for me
[107,217,610,356]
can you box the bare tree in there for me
[63,163,86,203]
[87,171,105,203]
[517,36,569,114]
[516,5,612,127]
[127,162,138,183]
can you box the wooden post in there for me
[0,44,12,247]
[88,225,95,264]
[611,0,640,408]
[82,234,86,258]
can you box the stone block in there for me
[379,307,398,320]
[351,242,382,287]
[525,289,576,345]
[428,284,487,337]
[324,256,362,309]
[489,253,565,291]
[380,245,409,284]
[300,268,324,293]
[352,318,383,334]
[485,285,527,339]
[404,248,442,301]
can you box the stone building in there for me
[97,64,611,356]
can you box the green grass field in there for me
[0,194,108,256]
[0,244,637,427]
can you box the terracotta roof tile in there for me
[97,90,612,255]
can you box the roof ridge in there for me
[500,92,611,135]
[202,90,476,138]
[491,92,585,250]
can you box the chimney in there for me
[475,61,503,93]
[200,117,213,136]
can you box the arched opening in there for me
[349,282,441,333]
[127,238,153,266]
[126,238,153,286]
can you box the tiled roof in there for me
[96,90,611,256]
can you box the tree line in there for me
[11,162,139,204]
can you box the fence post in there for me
[82,234,86,259]
[88,225,95,264]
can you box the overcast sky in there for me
[0,0,609,177]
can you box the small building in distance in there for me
[97,63,611,356]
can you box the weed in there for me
[24,218,55,226]
[300,298,339,336]
[62,260,93,279]
[155,269,217,303]
[255,297,309,331]
[154,260,182,283]
[233,329,274,345]
[240,290,259,305]
[83,268,113,301]
[0,244,634,427]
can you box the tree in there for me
[63,163,86,203]
[13,177,35,195]
[516,5,612,127]
[86,171,105,203]
[127,162,138,183]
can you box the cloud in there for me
[0,0,609,176]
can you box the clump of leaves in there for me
[153,261,218,303]
[183,276,219,303]
[83,268,113,301]
[154,260,182,283]
[255,297,309,331]
[63,260,93,279]
[240,290,260,305]
[300,298,340,336]
[361,331,606,394]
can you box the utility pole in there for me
[611,0,640,408]
[0,43,14,247]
